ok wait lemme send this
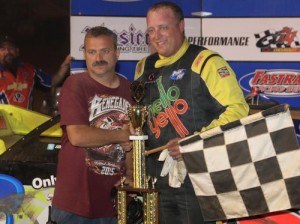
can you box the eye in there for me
[159,25,168,31]
[101,49,111,55]
[147,28,155,35]
[87,50,96,55]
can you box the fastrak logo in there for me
[239,69,300,98]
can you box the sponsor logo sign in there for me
[239,69,300,97]
[255,27,300,52]
[200,18,300,61]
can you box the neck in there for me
[92,72,120,88]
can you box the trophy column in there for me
[129,105,148,189]
[117,81,159,224]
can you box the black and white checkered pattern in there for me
[179,104,300,221]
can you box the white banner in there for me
[71,16,201,61]
[200,18,300,61]
[71,17,300,61]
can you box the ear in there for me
[179,20,185,33]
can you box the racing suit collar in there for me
[155,38,190,68]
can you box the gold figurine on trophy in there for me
[117,81,159,224]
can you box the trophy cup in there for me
[117,81,158,224]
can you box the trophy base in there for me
[117,186,159,224]
[130,135,148,140]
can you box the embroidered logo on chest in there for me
[170,69,186,81]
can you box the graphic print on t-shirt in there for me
[85,94,131,176]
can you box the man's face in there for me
[0,42,19,65]
[84,35,119,79]
[146,7,184,57]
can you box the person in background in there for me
[134,2,249,224]
[0,34,71,110]
[51,26,134,224]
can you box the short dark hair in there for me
[148,1,184,22]
[84,26,118,49]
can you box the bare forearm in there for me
[66,125,129,147]
[52,70,67,86]
[52,54,72,87]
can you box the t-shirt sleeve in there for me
[58,75,90,126]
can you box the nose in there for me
[95,52,104,61]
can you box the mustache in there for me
[92,60,108,66]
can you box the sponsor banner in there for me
[71,16,148,61]
[199,18,300,61]
[71,16,201,61]
[71,17,300,62]
[239,69,300,98]
[229,62,300,108]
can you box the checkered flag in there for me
[179,104,300,221]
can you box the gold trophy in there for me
[128,81,148,188]
[117,81,158,224]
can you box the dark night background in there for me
[0,0,70,113]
